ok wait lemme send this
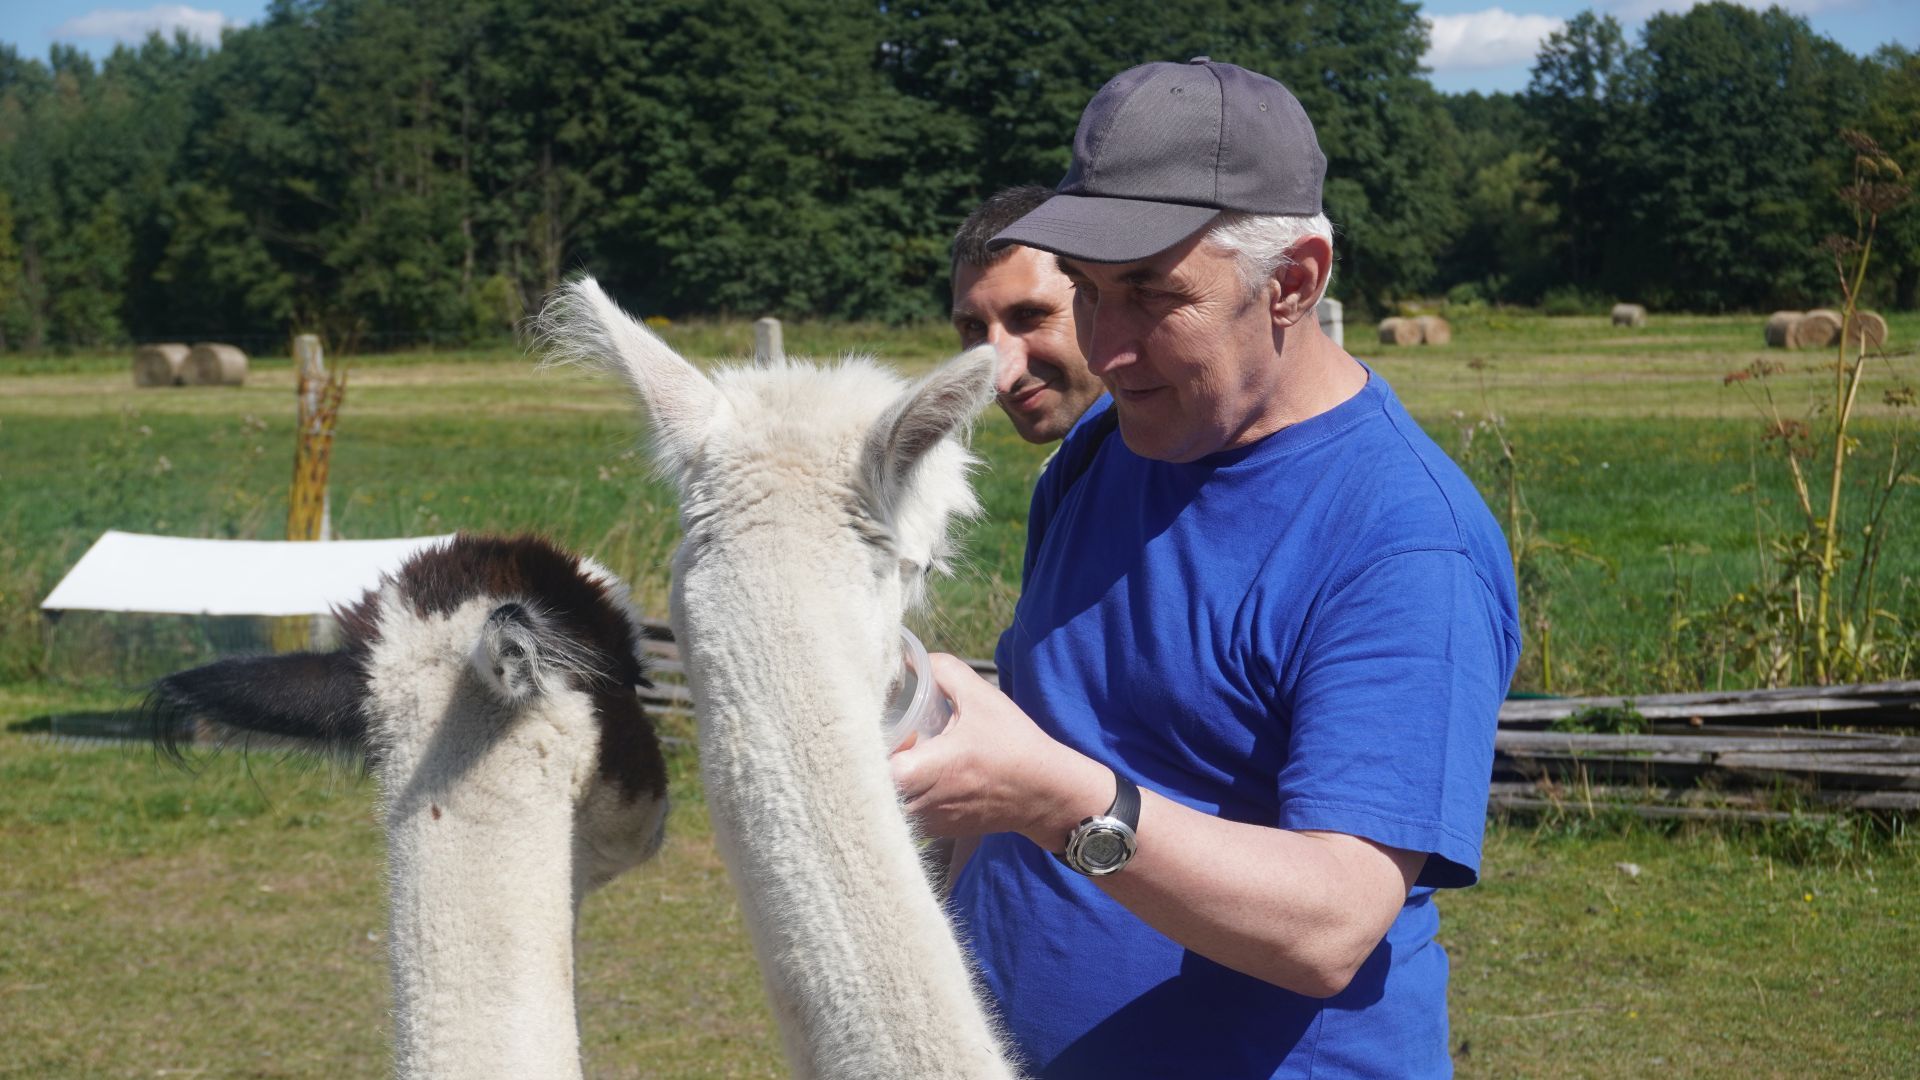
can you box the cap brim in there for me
[988,195,1221,264]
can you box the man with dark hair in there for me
[951,185,1106,444]
[895,59,1519,1078]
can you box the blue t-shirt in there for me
[952,370,1520,1079]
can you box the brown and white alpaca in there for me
[150,533,669,1080]
[540,279,1018,1079]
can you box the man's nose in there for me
[1083,309,1132,376]
[988,325,1027,394]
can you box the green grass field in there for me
[4,311,1917,694]
[3,312,1919,1076]
[2,732,1913,1078]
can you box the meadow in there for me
[6,310,1920,696]
[2,311,1918,1076]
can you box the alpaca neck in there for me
[681,573,1014,1080]
[381,740,586,1079]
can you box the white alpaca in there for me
[151,534,670,1080]
[541,279,1018,1079]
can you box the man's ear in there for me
[1271,234,1332,330]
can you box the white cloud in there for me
[1601,0,1864,20]
[1425,8,1568,71]
[54,5,233,47]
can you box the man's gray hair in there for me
[1203,211,1334,306]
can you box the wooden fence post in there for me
[753,317,784,366]
[294,334,331,542]
[274,333,347,651]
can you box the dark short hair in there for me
[952,185,1055,272]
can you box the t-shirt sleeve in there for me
[1274,547,1513,889]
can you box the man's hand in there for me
[889,653,1110,848]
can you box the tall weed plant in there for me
[1714,131,1917,686]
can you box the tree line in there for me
[0,0,1912,352]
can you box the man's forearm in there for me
[1014,749,1424,998]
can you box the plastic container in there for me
[881,626,952,752]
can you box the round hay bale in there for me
[1765,311,1803,348]
[1378,317,1420,346]
[1843,310,1889,350]
[1794,309,1842,350]
[132,343,189,387]
[1610,303,1647,328]
[186,343,249,386]
[1415,315,1452,346]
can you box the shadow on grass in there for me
[6,709,148,739]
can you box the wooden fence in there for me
[637,621,1919,822]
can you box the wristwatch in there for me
[1057,769,1141,877]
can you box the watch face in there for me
[1066,817,1137,876]
[1082,830,1127,868]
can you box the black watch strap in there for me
[1108,770,1141,830]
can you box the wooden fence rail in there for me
[635,621,1919,821]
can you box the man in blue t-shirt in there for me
[890,59,1521,1079]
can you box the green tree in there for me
[884,0,1461,314]
[0,36,203,348]
[0,191,19,350]
[1447,150,1560,303]
[619,0,971,320]
[47,193,132,346]
[1525,10,1637,293]
[1865,45,1920,308]
[1437,93,1558,302]
[101,33,211,338]
[153,182,295,332]
[466,0,656,317]
[1625,3,1870,309]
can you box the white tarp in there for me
[41,530,456,617]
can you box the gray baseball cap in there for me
[990,57,1326,264]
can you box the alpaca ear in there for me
[147,652,368,760]
[535,276,719,484]
[860,344,996,513]
[472,602,544,703]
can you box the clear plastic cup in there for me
[882,626,952,752]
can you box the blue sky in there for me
[1420,0,1919,93]
[4,1,1917,95]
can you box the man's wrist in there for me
[1017,749,1119,852]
